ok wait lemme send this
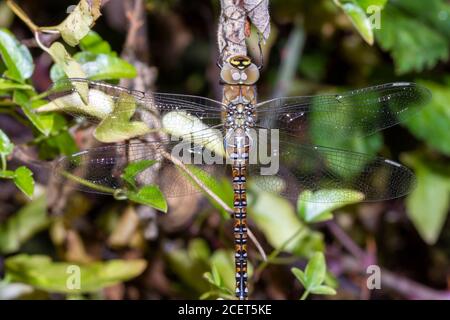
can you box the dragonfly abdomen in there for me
[232,163,249,300]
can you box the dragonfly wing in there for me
[256,82,431,140]
[247,138,415,203]
[43,78,224,131]
[53,134,228,198]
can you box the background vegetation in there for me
[0,0,449,300]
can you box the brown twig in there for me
[329,219,450,300]
[123,0,145,52]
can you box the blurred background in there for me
[0,0,449,300]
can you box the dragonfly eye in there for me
[229,55,252,70]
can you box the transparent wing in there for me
[248,138,416,203]
[44,78,225,130]
[256,82,431,140]
[52,131,228,198]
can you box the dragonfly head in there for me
[230,55,252,70]
[221,55,259,85]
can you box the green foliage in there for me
[202,250,239,299]
[292,252,336,300]
[404,81,450,156]
[13,166,34,199]
[0,128,35,198]
[51,51,137,81]
[1,0,449,301]
[165,238,211,295]
[403,154,450,244]
[249,187,324,255]
[45,0,101,47]
[375,0,450,74]
[0,196,49,254]
[309,88,383,178]
[47,42,88,80]
[0,128,14,161]
[355,0,387,11]
[0,28,34,82]
[297,189,364,223]
[79,31,113,54]
[185,165,233,217]
[13,90,54,136]
[122,159,158,188]
[127,185,167,212]
[93,90,151,142]
[50,31,137,82]
[334,0,384,45]
[36,114,78,159]
[4,254,146,294]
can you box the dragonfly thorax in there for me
[225,102,256,130]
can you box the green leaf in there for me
[13,166,34,199]
[13,90,54,136]
[79,31,112,54]
[339,2,374,45]
[0,170,15,178]
[188,238,211,264]
[404,81,450,156]
[355,0,387,11]
[249,187,324,255]
[122,160,158,188]
[249,190,304,252]
[0,28,34,82]
[298,189,364,223]
[162,111,226,157]
[209,250,235,292]
[309,285,337,295]
[185,165,233,217]
[94,91,151,143]
[50,52,137,82]
[37,114,78,159]
[291,267,306,287]
[5,254,146,293]
[203,272,216,287]
[0,128,14,157]
[37,83,113,120]
[0,78,33,91]
[75,52,135,80]
[127,185,168,212]
[292,252,335,298]
[165,239,210,294]
[304,252,327,288]
[0,196,50,254]
[404,154,450,244]
[48,0,101,47]
[211,264,222,287]
[47,42,87,82]
[375,1,450,74]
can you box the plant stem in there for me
[60,171,117,194]
[6,0,39,32]
[1,155,7,171]
[300,289,310,300]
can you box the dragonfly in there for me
[39,55,430,300]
